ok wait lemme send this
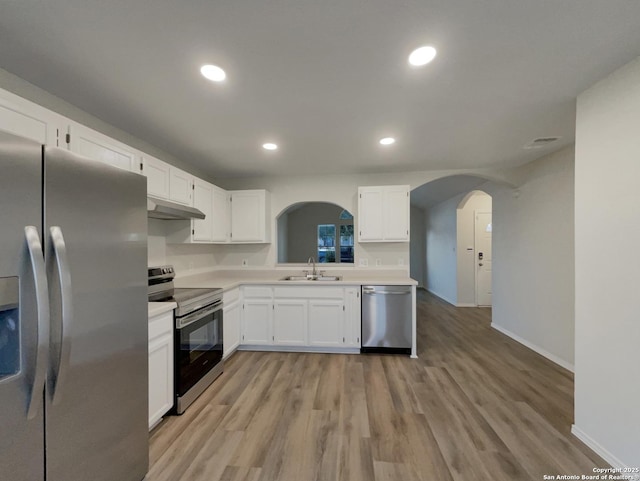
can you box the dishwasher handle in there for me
[362,286,411,295]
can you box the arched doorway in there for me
[410,175,498,307]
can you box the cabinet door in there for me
[68,124,139,172]
[0,89,63,146]
[358,187,384,241]
[308,299,345,347]
[241,299,272,345]
[169,166,193,206]
[358,185,410,242]
[230,190,268,242]
[273,299,307,346]
[148,333,173,429]
[344,287,362,347]
[383,186,410,241]
[223,301,241,358]
[148,311,174,430]
[192,179,214,241]
[143,155,170,199]
[212,186,230,242]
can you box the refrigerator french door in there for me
[0,131,149,481]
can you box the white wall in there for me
[424,194,460,304]
[573,56,640,467]
[488,146,575,371]
[456,191,492,306]
[148,219,217,272]
[409,205,426,288]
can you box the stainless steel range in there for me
[148,266,224,414]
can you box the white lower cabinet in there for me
[344,287,362,347]
[273,299,308,345]
[148,311,174,430]
[223,289,241,359]
[308,299,344,347]
[240,285,361,352]
[241,287,273,345]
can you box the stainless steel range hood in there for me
[147,197,206,220]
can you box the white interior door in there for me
[475,211,492,306]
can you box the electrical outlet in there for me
[241,259,248,267]
[359,258,369,267]
[375,258,382,266]
[398,258,405,266]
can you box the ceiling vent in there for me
[524,137,561,149]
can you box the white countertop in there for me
[174,269,417,291]
[148,301,176,318]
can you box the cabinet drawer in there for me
[273,286,343,299]
[149,311,174,341]
[242,286,273,298]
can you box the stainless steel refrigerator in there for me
[0,131,149,481]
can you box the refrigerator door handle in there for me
[24,226,50,420]
[49,226,73,405]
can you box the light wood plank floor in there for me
[147,290,607,481]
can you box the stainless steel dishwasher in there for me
[361,285,412,354]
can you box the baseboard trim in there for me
[490,322,574,372]
[238,345,361,355]
[425,288,456,306]
[456,302,477,307]
[571,425,634,474]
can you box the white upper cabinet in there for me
[358,185,410,242]
[229,190,270,243]
[68,123,140,173]
[358,188,384,241]
[0,89,64,147]
[142,154,171,199]
[211,185,230,243]
[168,166,193,206]
[192,179,214,241]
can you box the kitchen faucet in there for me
[307,256,317,277]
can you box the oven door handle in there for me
[176,302,223,329]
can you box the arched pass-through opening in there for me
[276,201,354,264]
[409,175,494,307]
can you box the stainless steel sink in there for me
[281,275,342,281]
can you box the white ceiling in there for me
[2,1,640,179]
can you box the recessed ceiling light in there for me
[262,143,278,150]
[408,46,437,66]
[200,64,226,82]
[379,137,396,146]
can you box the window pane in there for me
[318,224,336,263]
[339,210,354,220]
